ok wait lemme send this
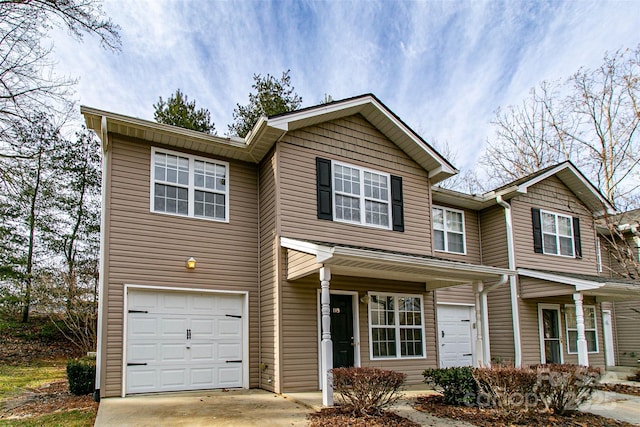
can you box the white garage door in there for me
[126,289,244,394]
[437,304,475,368]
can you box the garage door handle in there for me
[463,354,472,357]
[226,360,242,363]
[127,363,147,366]
[226,314,241,319]
[128,310,148,314]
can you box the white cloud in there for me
[49,0,640,166]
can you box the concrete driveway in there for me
[93,389,311,427]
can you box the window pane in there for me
[335,195,360,222]
[433,208,444,229]
[365,200,389,226]
[542,213,556,233]
[334,165,360,196]
[559,236,574,256]
[154,183,187,214]
[558,216,572,236]
[434,230,445,251]
[372,328,396,357]
[543,234,557,254]
[400,328,423,357]
[447,233,464,253]
[568,330,578,353]
[446,211,463,232]
[364,172,387,201]
[584,307,596,329]
[565,307,576,328]
[586,331,597,352]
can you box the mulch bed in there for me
[0,322,81,366]
[0,380,98,419]
[415,395,637,427]
[596,383,640,397]
[308,407,420,427]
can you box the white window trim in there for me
[540,210,575,258]
[331,160,391,230]
[564,304,599,354]
[367,292,427,360]
[150,147,230,223]
[432,205,467,255]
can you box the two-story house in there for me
[81,94,639,406]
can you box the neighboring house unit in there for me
[597,209,640,367]
[81,94,640,405]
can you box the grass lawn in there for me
[0,410,95,427]
[0,362,66,398]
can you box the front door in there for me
[437,305,475,368]
[540,306,563,364]
[330,294,355,368]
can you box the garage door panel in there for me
[438,305,475,368]
[126,289,244,394]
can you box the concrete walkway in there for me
[580,389,640,425]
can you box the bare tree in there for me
[482,46,640,209]
[432,139,485,194]
[0,0,120,151]
[598,210,640,280]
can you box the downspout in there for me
[476,274,509,366]
[257,167,261,389]
[496,195,522,368]
[93,116,109,401]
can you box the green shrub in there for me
[331,367,407,415]
[533,364,601,415]
[66,357,96,396]
[473,366,538,413]
[423,367,477,406]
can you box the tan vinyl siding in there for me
[436,284,475,305]
[510,176,598,275]
[280,270,438,392]
[286,249,320,280]
[519,295,606,367]
[103,137,259,397]
[433,205,482,264]
[519,277,575,299]
[479,205,508,268]
[258,149,279,392]
[277,115,432,255]
[613,300,640,366]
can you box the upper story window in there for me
[316,157,404,232]
[151,147,229,222]
[532,208,582,258]
[432,206,466,254]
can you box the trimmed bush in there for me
[533,364,601,415]
[66,357,96,396]
[331,367,407,415]
[473,366,538,412]
[423,367,477,406]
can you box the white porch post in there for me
[573,292,589,366]
[474,282,485,367]
[320,267,333,406]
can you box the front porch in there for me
[281,237,515,406]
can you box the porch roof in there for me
[281,237,514,289]
[518,268,640,300]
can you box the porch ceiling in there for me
[518,268,640,301]
[281,237,514,289]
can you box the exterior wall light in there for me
[360,295,370,305]
[186,257,197,269]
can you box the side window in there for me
[316,158,404,231]
[432,206,466,254]
[369,293,425,359]
[532,208,581,258]
[151,148,229,222]
[564,305,598,353]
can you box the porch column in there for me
[573,292,589,366]
[320,267,333,406]
[474,282,485,367]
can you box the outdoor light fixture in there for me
[360,295,370,305]
[186,257,197,269]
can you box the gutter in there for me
[496,196,523,368]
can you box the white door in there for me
[126,289,244,394]
[602,310,615,366]
[438,305,475,368]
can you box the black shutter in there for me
[573,217,582,259]
[316,157,333,220]
[532,208,543,253]
[390,175,404,232]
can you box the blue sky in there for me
[51,0,640,170]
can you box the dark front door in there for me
[541,308,562,364]
[330,294,355,368]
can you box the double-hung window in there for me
[368,293,425,359]
[432,206,465,254]
[333,162,391,229]
[151,148,229,222]
[541,211,574,257]
[564,305,598,353]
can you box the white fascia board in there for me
[517,268,602,291]
[280,237,334,263]
[332,246,514,277]
[266,97,373,130]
